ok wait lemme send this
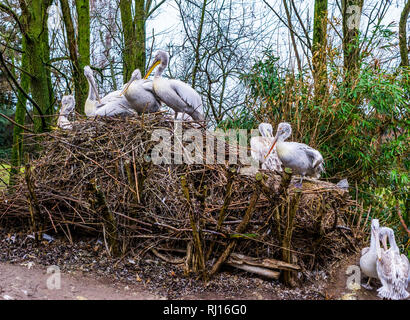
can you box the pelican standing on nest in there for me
[376,227,409,300]
[250,123,282,171]
[120,69,161,113]
[143,50,205,122]
[265,122,324,187]
[57,95,75,130]
[83,66,135,117]
[360,219,382,289]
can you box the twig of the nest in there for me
[0,115,359,283]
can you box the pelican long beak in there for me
[374,228,382,260]
[381,234,388,251]
[144,60,161,79]
[90,78,101,104]
[120,80,132,96]
[265,135,278,159]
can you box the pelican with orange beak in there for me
[265,122,324,187]
[143,50,205,122]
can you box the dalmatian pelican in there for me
[143,50,205,122]
[265,122,324,187]
[360,219,382,290]
[376,227,409,300]
[57,95,75,130]
[83,66,101,116]
[250,123,282,171]
[120,68,161,113]
[83,66,135,117]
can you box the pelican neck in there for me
[86,76,97,101]
[369,230,378,251]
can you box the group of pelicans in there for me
[250,122,325,187]
[57,50,325,186]
[56,50,409,300]
[360,219,409,299]
[57,50,205,130]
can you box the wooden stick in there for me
[281,184,301,287]
[396,202,410,237]
[229,252,300,271]
[132,150,140,203]
[225,262,280,279]
[209,175,262,277]
[206,166,237,260]
[181,175,207,279]
[88,181,120,257]
[24,157,42,242]
[151,248,185,264]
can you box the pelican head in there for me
[144,50,169,79]
[378,227,398,252]
[84,66,101,103]
[83,65,93,79]
[120,69,142,96]
[258,123,273,137]
[275,122,292,141]
[265,122,292,159]
[61,95,75,115]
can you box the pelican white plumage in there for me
[360,219,382,290]
[376,227,409,300]
[120,69,161,113]
[83,66,135,117]
[84,66,101,116]
[265,122,324,187]
[143,50,205,122]
[57,95,75,130]
[250,123,282,171]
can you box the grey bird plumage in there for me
[83,66,135,117]
[266,122,324,187]
[377,227,409,300]
[57,95,75,130]
[250,123,282,171]
[120,69,161,113]
[144,50,205,122]
[360,219,382,290]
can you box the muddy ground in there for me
[0,228,407,300]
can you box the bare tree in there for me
[173,0,271,124]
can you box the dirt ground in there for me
[0,229,408,300]
[2,255,406,301]
[0,262,161,300]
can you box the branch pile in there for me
[0,114,361,284]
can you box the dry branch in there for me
[0,115,359,282]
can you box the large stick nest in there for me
[0,113,361,277]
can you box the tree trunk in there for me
[120,0,139,82]
[10,37,29,185]
[342,0,364,86]
[75,0,90,114]
[19,0,53,132]
[399,0,410,67]
[135,0,146,75]
[191,0,208,87]
[312,0,328,103]
[60,0,90,114]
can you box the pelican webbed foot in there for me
[361,278,374,290]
